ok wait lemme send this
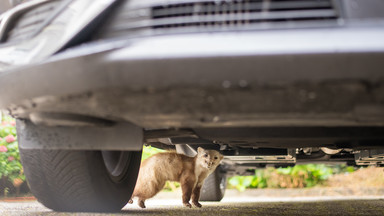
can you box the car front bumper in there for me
[1,27,384,128]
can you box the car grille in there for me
[3,0,62,43]
[99,0,341,39]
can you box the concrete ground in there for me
[1,188,384,216]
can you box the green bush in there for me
[274,164,333,188]
[142,145,164,161]
[228,169,269,192]
[228,164,355,191]
[0,115,25,196]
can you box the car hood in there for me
[0,0,116,71]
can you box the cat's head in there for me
[196,147,224,170]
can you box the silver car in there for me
[0,0,383,212]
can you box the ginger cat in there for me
[128,147,223,208]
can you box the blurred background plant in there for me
[0,113,25,197]
[227,164,356,191]
[142,145,164,160]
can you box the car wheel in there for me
[199,165,227,201]
[19,148,141,212]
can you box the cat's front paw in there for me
[192,201,202,208]
[183,202,192,208]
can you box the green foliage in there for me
[228,164,355,191]
[228,176,253,192]
[141,145,164,161]
[163,181,181,192]
[228,170,269,192]
[330,164,356,174]
[276,164,333,187]
[0,115,25,184]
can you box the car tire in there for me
[19,148,141,212]
[199,165,227,201]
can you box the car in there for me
[0,0,384,212]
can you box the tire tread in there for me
[20,149,141,212]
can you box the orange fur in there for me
[129,147,223,208]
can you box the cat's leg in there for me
[129,187,138,205]
[181,183,193,208]
[180,174,196,208]
[191,183,203,208]
[138,199,146,208]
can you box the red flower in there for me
[5,135,16,143]
[8,156,15,161]
[10,121,16,126]
[0,145,7,152]
[13,178,23,187]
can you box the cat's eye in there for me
[214,156,218,160]
[204,154,208,158]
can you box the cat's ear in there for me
[197,147,204,153]
[220,154,224,160]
